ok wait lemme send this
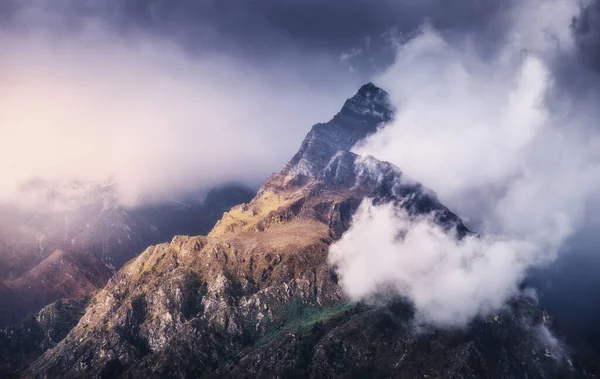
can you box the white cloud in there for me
[330,200,553,327]
[332,1,600,327]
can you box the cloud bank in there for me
[0,10,358,207]
[331,0,600,327]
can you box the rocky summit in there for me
[21,84,599,378]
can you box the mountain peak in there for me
[335,82,392,126]
[356,82,385,96]
[284,83,393,178]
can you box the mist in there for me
[0,6,359,208]
[331,0,600,327]
[329,200,548,327]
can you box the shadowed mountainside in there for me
[0,297,90,378]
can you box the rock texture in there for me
[0,184,254,326]
[221,298,598,379]
[0,296,90,378]
[23,84,599,378]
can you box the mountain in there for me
[22,84,599,378]
[0,183,255,327]
[2,249,111,325]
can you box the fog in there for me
[329,201,546,327]
[0,6,359,208]
[0,0,518,209]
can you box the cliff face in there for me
[23,84,598,378]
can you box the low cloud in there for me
[329,200,556,327]
[0,0,525,210]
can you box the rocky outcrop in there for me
[285,82,392,178]
[23,84,599,378]
[0,183,254,281]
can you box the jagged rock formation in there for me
[0,184,254,326]
[23,84,599,378]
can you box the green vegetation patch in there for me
[256,301,355,346]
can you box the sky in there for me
[0,0,520,206]
[2,0,600,336]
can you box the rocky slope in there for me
[23,84,598,378]
[0,296,90,378]
[220,298,597,379]
[0,184,254,327]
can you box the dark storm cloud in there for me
[572,0,600,71]
[2,0,513,78]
